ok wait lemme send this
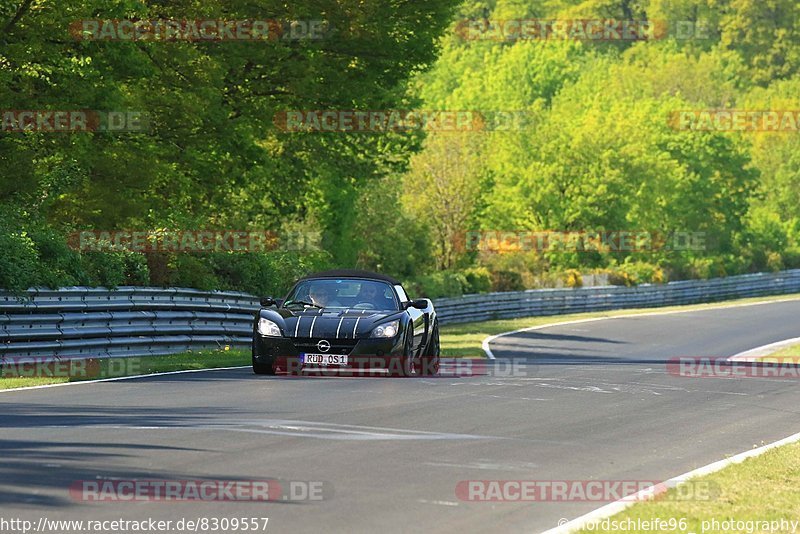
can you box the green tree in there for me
[402,133,486,269]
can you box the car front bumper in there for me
[253,335,406,373]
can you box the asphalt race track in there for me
[2,299,800,533]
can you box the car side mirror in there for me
[260,297,276,307]
[408,299,428,310]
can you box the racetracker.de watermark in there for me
[456,479,719,502]
[1,357,141,379]
[70,19,330,41]
[287,358,530,377]
[68,230,321,253]
[454,19,711,41]
[69,479,330,502]
[0,517,270,534]
[668,357,800,378]
[1,111,148,133]
[669,110,800,132]
[272,110,533,132]
[460,230,707,253]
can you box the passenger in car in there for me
[355,284,385,309]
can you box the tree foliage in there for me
[2,0,800,296]
[395,0,800,290]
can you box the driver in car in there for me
[309,285,342,308]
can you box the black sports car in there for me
[252,269,440,376]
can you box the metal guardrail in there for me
[0,287,259,360]
[1,269,799,360]
[434,269,800,324]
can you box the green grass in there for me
[759,342,800,362]
[0,348,250,390]
[130,348,250,373]
[576,441,800,533]
[439,292,800,359]
[0,376,70,390]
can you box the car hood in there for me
[261,308,402,339]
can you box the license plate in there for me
[301,353,348,366]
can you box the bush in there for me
[491,270,524,292]
[783,247,800,269]
[479,250,547,289]
[608,270,634,286]
[26,225,88,287]
[619,261,666,285]
[168,255,221,291]
[721,253,750,277]
[208,250,333,297]
[563,269,583,288]
[414,271,468,298]
[0,229,39,292]
[462,266,492,294]
[766,251,784,272]
[606,261,666,286]
[687,257,727,279]
[0,215,152,290]
[82,251,150,287]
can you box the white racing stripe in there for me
[336,309,349,339]
[309,315,318,338]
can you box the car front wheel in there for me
[389,328,415,377]
[418,321,440,376]
[252,354,277,375]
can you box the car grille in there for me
[293,338,358,355]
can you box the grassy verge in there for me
[576,441,800,533]
[758,342,800,362]
[0,376,69,390]
[0,348,250,390]
[439,292,800,358]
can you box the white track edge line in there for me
[727,337,800,362]
[0,366,251,394]
[542,428,800,533]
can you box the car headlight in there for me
[371,320,399,338]
[257,317,282,337]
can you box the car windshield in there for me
[283,279,399,311]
